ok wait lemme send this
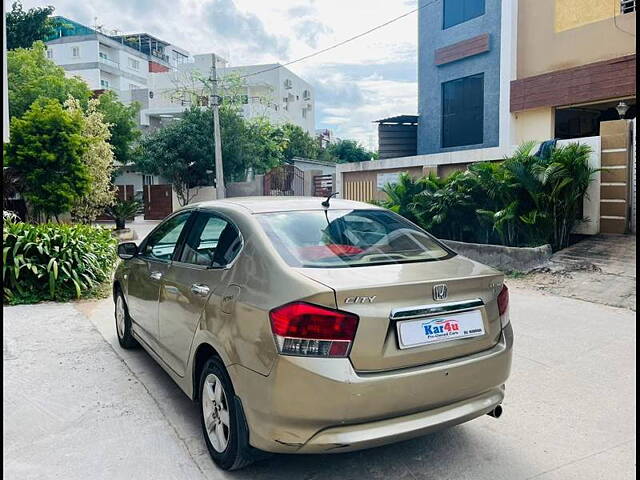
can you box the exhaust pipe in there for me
[487,404,503,419]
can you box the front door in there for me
[126,211,192,347]
[158,211,243,376]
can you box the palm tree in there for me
[535,143,597,250]
[378,173,429,224]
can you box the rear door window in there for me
[178,212,242,267]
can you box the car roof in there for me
[192,196,384,214]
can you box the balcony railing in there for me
[98,55,120,69]
[621,0,635,13]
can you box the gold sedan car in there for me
[113,197,513,470]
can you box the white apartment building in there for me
[121,54,315,133]
[45,16,189,91]
[223,62,315,133]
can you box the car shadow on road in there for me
[234,427,477,480]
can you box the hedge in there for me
[3,217,118,304]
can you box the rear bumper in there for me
[298,387,503,453]
[229,323,513,454]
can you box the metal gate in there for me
[143,184,173,220]
[263,165,304,196]
[313,174,333,197]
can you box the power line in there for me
[238,0,439,80]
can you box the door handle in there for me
[149,271,163,281]
[191,284,211,297]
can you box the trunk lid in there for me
[296,254,504,372]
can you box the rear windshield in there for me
[256,209,454,268]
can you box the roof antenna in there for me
[321,192,339,208]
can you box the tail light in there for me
[269,302,359,358]
[497,284,510,328]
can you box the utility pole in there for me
[210,53,225,199]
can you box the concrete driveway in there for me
[3,287,636,480]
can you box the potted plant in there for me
[105,198,143,231]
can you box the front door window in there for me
[141,212,191,262]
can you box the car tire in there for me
[199,357,256,471]
[115,289,139,349]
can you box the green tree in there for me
[136,107,214,206]
[220,110,286,181]
[239,116,287,176]
[7,41,92,119]
[281,124,320,161]
[135,106,288,204]
[326,139,377,163]
[65,97,117,224]
[376,173,429,224]
[96,91,141,165]
[4,99,89,221]
[5,1,57,50]
[537,143,596,250]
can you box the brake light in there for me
[269,302,359,357]
[497,284,510,327]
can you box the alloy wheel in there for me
[202,373,231,453]
[116,295,126,339]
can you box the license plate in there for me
[396,310,485,349]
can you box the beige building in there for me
[512,0,636,234]
[513,0,636,144]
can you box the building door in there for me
[143,184,173,220]
[313,174,333,197]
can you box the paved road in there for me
[512,234,636,311]
[3,287,636,480]
[96,216,160,245]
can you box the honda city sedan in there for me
[113,196,513,470]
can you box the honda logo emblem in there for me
[433,284,448,301]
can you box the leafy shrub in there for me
[3,220,118,304]
[104,198,143,230]
[381,142,597,251]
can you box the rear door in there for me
[126,211,192,346]
[297,255,504,372]
[158,211,243,376]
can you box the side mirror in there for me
[118,242,138,260]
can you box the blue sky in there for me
[23,0,420,149]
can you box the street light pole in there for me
[210,53,225,199]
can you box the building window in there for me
[72,47,80,57]
[128,58,140,70]
[100,79,110,89]
[441,73,484,148]
[46,49,53,59]
[143,175,154,186]
[443,0,485,29]
[621,0,635,13]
